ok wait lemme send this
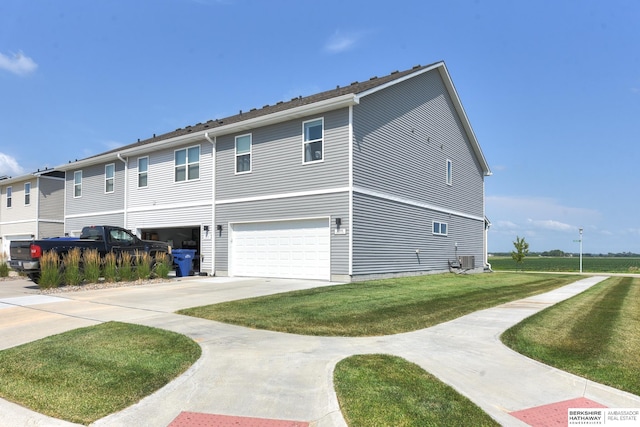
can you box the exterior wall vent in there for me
[460,256,475,269]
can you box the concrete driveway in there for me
[1,275,639,427]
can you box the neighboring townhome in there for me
[0,170,65,258]
[56,61,490,281]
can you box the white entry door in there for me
[230,218,330,280]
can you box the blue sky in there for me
[1,0,638,254]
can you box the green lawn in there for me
[334,354,499,427]
[178,273,577,336]
[502,276,640,396]
[0,322,201,425]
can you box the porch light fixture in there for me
[335,218,342,229]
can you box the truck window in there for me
[109,229,136,245]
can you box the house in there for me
[58,61,491,281]
[0,170,65,258]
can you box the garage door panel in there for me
[231,218,330,280]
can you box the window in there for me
[235,134,252,173]
[446,159,453,186]
[6,186,11,208]
[24,182,31,205]
[175,145,200,182]
[433,221,448,236]
[105,163,115,193]
[303,118,323,163]
[138,157,148,188]
[74,171,82,198]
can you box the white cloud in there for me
[0,152,25,177]
[527,219,573,231]
[324,30,362,53]
[0,51,38,76]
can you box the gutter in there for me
[116,154,128,229]
[204,132,216,276]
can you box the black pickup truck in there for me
[9,225,172,282]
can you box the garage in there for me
[140,226,201,273]
[230,218,330,280]
[2,234,33,260]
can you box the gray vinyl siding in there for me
[215,192,349,276]
[127,140,214,209]
[216,108,350,201]
[65,162,125,217]
[38,177,64,221]
[352,69,485,218]
[0,179,37,222]
[38,221,64,239]
[352,192,484,275]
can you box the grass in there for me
[0,322,201,425]
[178,273,578,336]
[501,276,640,396]
[335,354,499,427]
[490,255,640,273]
[39,250,62,288]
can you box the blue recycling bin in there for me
[172,249,196,277]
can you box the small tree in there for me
[511,236,529,269]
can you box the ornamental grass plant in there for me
[0,251,9,277]
[134,251,152,280]
[82,248,102,283]
[153,252,171,279]
[118,252,135,282]
[103,252,118,282]
[62,247,83,286]
[39,251,62,289]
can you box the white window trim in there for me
[74,171,82,198]
[105,163,115,194]
[446,159,453,186]
[6,186,12,208]
[138,156,149,188]
[302,117,324,165]
[24,182,31,206]
[433,221,448,236]
[174,145,201,183]
[235,133,252,175]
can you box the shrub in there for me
[62,248,83,286]
[103,252,118,282]
[153,252,171,279]
[39,251,62,289]
[0,251,9,277]
[135,251,152,280]
[118,252,135,282]
[83,249,102,283]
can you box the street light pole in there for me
[579,228,583,274]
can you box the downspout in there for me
[116,154,128,231]
[204,132,216,276]
[35,175,41,238]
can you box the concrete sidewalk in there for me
[0,275,638,426]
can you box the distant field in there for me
[489,256,640,273]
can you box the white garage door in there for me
[230,218,330,280]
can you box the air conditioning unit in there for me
[460,256,475,269]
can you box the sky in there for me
[1,0,639,254]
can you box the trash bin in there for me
[172,249,197,277]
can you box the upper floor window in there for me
[6,186,12,208]
[24,182,31,205]
[235,134,252,174]
[138,157,148,188]
[105,163,115,193]
[303,118,323,163]
[433,221,448,236]
[74,171,82,198]
[446,159,453,186]
[175,145,200,182]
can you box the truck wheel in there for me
[28,274,41,284]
